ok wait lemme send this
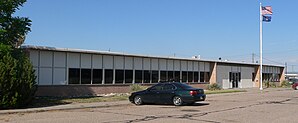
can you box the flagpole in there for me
[259,2,263,90]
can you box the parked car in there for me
[129,82,206,106]
[292,81,298,90]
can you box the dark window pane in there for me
[163,84,175,91]
[105,69,113,84]
[125,70,133,83]
[188,71,193,82]
[144,70,150,83]
[200,72,204,82]
[174,71,180,82]
[93,69,102,84]
[194,72,199,82]
[252,73,255,82]
[115,70,124,84]
[135,70,142,83]
[152,71,159,83]
[205,72,210,82]
[150,84,163,91]
[160,71,167,82]
[182,71,187,82]
[81,69,91,84]
[168,71,174,82]
[69,68,80,84]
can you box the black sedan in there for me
[129,82,206,106]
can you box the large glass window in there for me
[174,71,180,82]
[144,70,150,83]
[125,70,133,83]
[135,70,142,83]
[152,71,159,83]
[168,71,174,82]
[93,69,102,84]
[205,72,210,82]
[160,71,167,82]
[115,70,124,84]
[200,72,205,82]
[182,71,187,82]
[81,69,91,84]
[69,68,80,84]
[188,71,193,82]
[194,72,199,82]
[105,69,113,84]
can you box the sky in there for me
[15,0,298,72]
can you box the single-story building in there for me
[22,45,285,97]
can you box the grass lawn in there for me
[29,89,247,108]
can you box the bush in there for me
[208,83,221,91]
[130,84,147,92]
[0,44,37,109]
[280,80,291,88]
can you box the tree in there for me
[0,0,36,109]
[0,0,31,48]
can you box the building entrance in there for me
[230,72,241,88]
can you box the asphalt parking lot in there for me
[1,88,297,123]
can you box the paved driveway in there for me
[1,88,297,123]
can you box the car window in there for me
[150,84,163,91]
[163,84,176,91]
[176,83,194,89]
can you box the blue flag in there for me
[263,15,271,22]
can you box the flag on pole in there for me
[262,6,273,15]
[263,15,271,22]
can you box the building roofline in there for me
[21,45,284,68]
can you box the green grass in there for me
[29,89,246,108]
[205,89,247,95]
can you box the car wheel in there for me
[173,96,183,106]
[134,95,143,105]
[296,86,298,90]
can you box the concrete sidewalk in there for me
[0,100,131,115]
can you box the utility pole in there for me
[285,62,287,74]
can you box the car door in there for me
[142,84,163,103]
[159,84,176,104]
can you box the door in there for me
[230,72,240,88]
[142,84,163,103]
[159,84,176,103]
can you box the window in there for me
[174,71,180,82]
[168,71,174,81]
[125,70,133,83]
[135,70,142,83]
[205,72,210,82]
[200,72,210,82]
[150,84,163,91]
[115,70,124,84]
[182,71,187,82]
[105,69,113,84]
[144,70,150,83]
[93,69,102,84]
[188,71,193,82]
[69,68,80,84]
[160,71,167,82]
[163,84,176,91]
[200,72,204,82]
[152,71,158,83]
[81,69,91,84]
[194,72,199,82]
[252,73,255,82]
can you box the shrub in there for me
[269,82,277,88]
[207,83,221,91]
[130,84,147,92]
[0,44,37,109]
[280,80,291,88]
